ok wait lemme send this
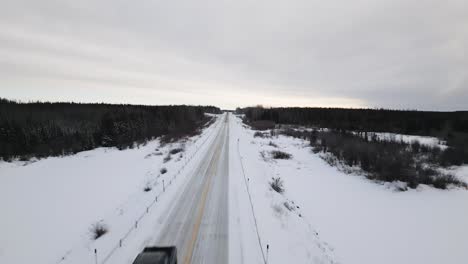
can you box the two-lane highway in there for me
[153,113,229,263]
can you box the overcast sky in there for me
[1,0,467,110]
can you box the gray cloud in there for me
[0,0,467,110]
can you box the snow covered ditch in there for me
[0,114,223,264]
[231,116,468,264]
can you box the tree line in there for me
[240,106,468,165]
[0,98,220,161]
[240,107,468,136]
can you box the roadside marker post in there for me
[266,244,269,264]
[94,249,98,264]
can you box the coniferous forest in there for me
[241,107,468,136]
[0,98,220,161]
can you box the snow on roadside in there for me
[229,115,338,264]
[0,115,223,264]
[234,115,468,264]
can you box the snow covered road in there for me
[153,113,229,263]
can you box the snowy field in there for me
[0,115,222,264]
[231,115,468,264]
[365,132,447,149]
[288,126,447,149]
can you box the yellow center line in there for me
[183,119,226,264]
[183,142,221,264]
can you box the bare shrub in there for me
[396,185,408,192]
[90,222,108,240]
[270,177,285,194]
[160,167,167,174]
[311,146,321,154]
[145,152,163,159]
[270,129,277,137]
[268,141,278,148]
[254,131,263,137]
[283,201,295,211]
[254,131,269,138]
[432,174,466,190]
[411,140,421,153]
[271,150,292,159]
[143,182,152,192]
[170,148,184,155]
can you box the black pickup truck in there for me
[132,246,177,264]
